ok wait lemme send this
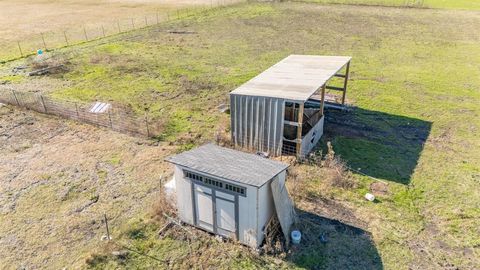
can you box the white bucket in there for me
[365,193,375,202]
[291,230,301,245]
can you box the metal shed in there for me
[230,55,351,157]
[165,144,291,248]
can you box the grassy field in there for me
[0,0,235,62]
[1,1,480,269]
[300,0,480,9]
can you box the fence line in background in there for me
[0,89,162,138]
[0,0,246,63]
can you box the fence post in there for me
[131,18,135,29]
[145,15,148,27]
[104,213,111,241]
[63,31,69,46]
[156,12,159,24]
[17,41,23,57]
[117,20,121,33]
[108,109,113,129]
[41,33,47,50]
[75,103,80,118]
[83,26,88,41]
[40,95,47,113]
[101,25,106,38]
[145,112,150,137]
[11,89,20,106]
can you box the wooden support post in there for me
[131,18,135,29]
[17,41,23,57]
[320,84,326,116]
[101,25,106,37]
[342,61,350,105]
[63,31,69,46]
[156,12,159,24]
[41,33,47,50]
[83,26,88,41]
[296,103,304,157]
[40,95,47,113]
[145,15,148,26]
[117,20,121,33]
[11,89,20,106]
[104,213,111,241]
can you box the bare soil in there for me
[0,105,175,269]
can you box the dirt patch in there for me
[0,106,176,269]
[370,181,389,196]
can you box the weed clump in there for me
[27,52,70,76]
[151,177,176,221]
[308,142,357,190]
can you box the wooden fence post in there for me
[131,18,135,29]
[104,213,111,241]
[41,33,47,50]
[17,41,23,57]
[75,103,80,118]
[156,12,159,24]
[117,20,121,33]
[83,26,88,41]
[101,25,106,38]
[145,15,148,27]
[63,31,69,46]
[11,89,20,106]
[40,95,48,113]
[108,109,113,129]
[145,112,150,137]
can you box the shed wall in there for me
[256,172,285,245]
[174,166,194,225]
[174,165,260,247]
[230,94,284,156]
[239,184,259,247]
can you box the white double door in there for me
[194,184,237,238]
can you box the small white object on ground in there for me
[89,102,111,113]
[291,230,301,244]
[365,193,376,202]
[100,235,112,241]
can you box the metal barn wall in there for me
[230,94,285,156]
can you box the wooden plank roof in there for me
[230,55,351,102]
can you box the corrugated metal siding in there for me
[231,94,284,156]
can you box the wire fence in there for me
[216,132,320,160]
[0,0,246,63]
[0,89,163,137]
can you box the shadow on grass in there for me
[322,107,432,184]
[287,209,382,269]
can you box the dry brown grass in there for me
[302,142,357,190]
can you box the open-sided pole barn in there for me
[230,55,351,157]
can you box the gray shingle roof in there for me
[165,144,289,187]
